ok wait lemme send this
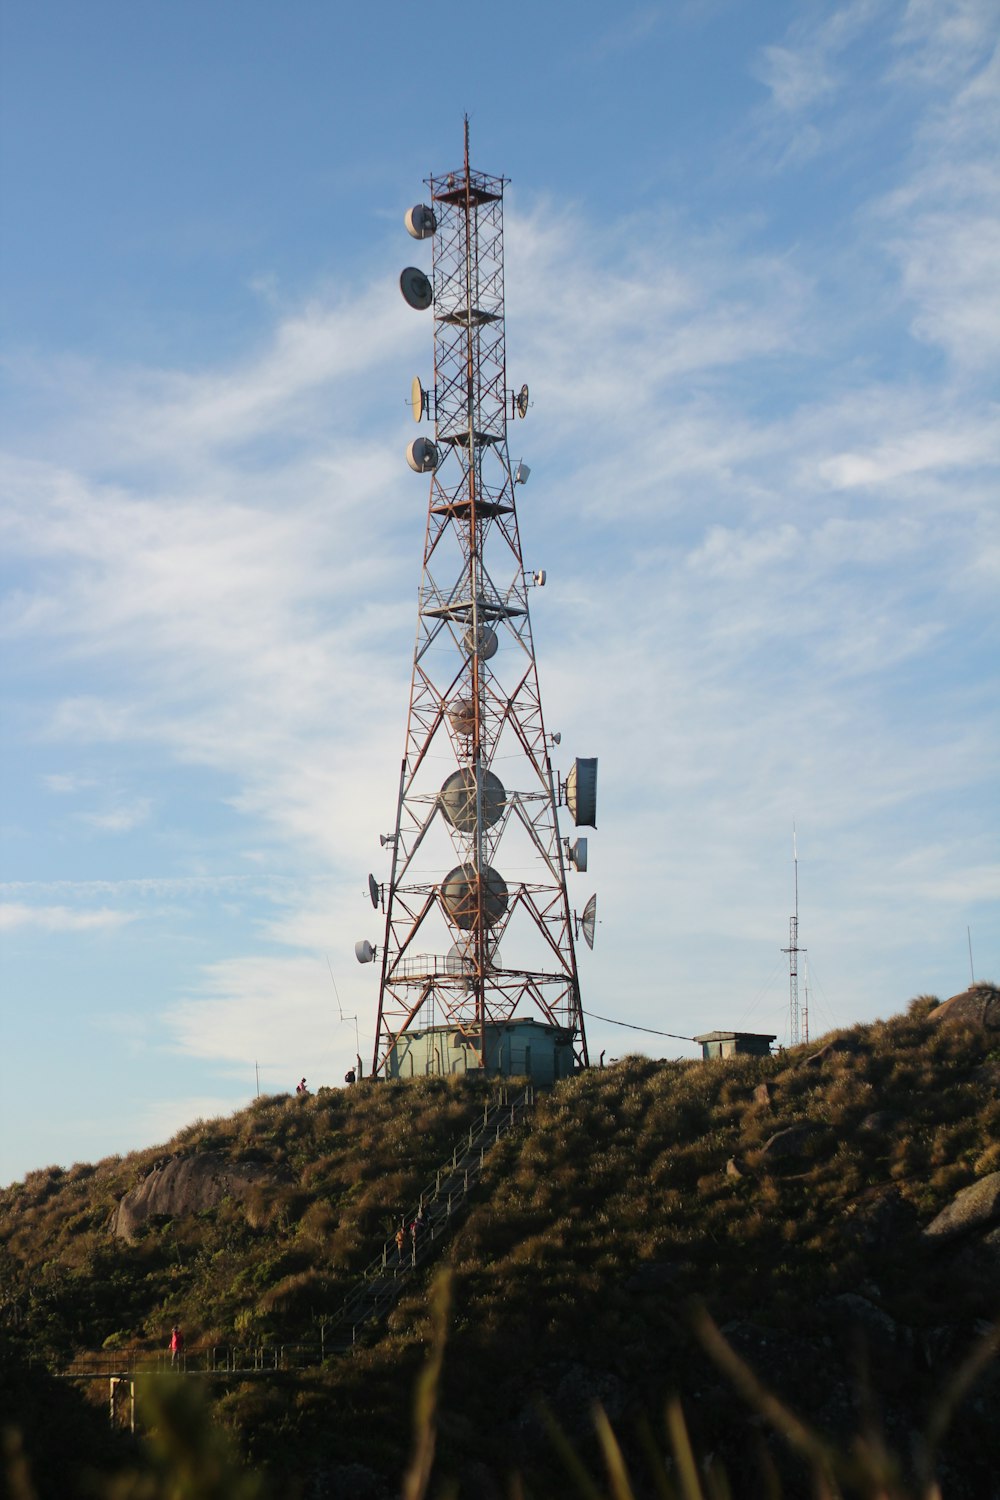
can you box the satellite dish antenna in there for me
[516,383,529,418]
[449,698,476,737]
[566,837,588,873]
[406,437,440,473]
[463,624,498,660]
[577,893,598,950]
[566,757,598,828]
[399,266,433,310]
[368,873,380,909]
[411,377,427,422]
[404,203,437,240]
[354,939,376,965]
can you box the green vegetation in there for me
[2,992,999,1498]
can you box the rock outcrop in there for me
[112,1152,289,1241]
[929,983,1000,1030]
[922,1171,1000,1243]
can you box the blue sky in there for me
[2,0,997,1184]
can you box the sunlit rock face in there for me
[930,983,1000,1030]
[111,1151,289,1241]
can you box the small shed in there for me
[386,1018,576,1085]
[694,1030,776,1060]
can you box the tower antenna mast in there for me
[356,127,597,1082]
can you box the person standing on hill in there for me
[169,1325,184,1368]
[410,1208,426,1258]
[296,1078,308,1095]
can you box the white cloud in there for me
[3,23,998,1105]
[747,0,885,172]
[41,772,95,794]
[79,798,152,833]
[0,903,134,933]
[165,954,367,1084]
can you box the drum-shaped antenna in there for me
[368,873,380,909]
[567,837,588,873]
[400,266,433,310]
[463,624,498,660]
[411,376,427,422]
[445,937,475,992]
[449,698,476,736]
[567,757,598,828]
[355,939,376,965]
[580,893,597,950]
[439,768,506,832]
[404,203,437,240]
[440,864,508,930]
[406,437,440,473]
[516,382,529,418]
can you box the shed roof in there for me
[693,1031,777,1044]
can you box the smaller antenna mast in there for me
[327,955,361,1064]
[782,825,806,1046]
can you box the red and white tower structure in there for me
[356,126,596,1081]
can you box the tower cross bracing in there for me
[361,128,593,1080]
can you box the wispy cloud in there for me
[0,903,134,933]
[79,798,152,833]
[41,772,95,795]
[2,2,997,1114]
[166,954,366,1082]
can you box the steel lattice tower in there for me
[782,828,806,1046]
[357,126,594,1081]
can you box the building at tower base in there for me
[385,1019,577,1083]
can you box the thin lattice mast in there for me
[356,124,596,1082]
[782,826,806,1046]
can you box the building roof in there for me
[693,1031,777,1043]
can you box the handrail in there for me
[57,1082,536,1377]
[329,1083,534,1340]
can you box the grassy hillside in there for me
[2,992,999,1499]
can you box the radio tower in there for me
[356,124,596,1081]
[782,826,806,1046]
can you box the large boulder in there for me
[922,1172,1000,1243]
[929,983,1000,1030]
[112,1152,289,1241]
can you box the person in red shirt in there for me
[169,1325,184,1367]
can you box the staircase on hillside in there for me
[56,1083,536,1382]
[326,1082,534,1350]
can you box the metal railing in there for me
[59,1342,330,1379]
[328,1082,534,1345]
[57,1082,535,1379]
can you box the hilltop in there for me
[2,987,999,1499]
